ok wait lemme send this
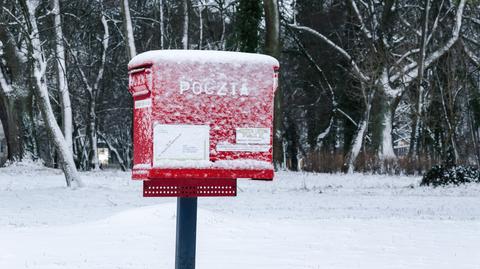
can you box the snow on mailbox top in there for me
[128,50,279,68]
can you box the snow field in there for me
[1,162,479,268]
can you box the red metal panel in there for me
[144,178,236,197]
[130,67,153,180]
[149,62,274,164]
[148,168,273,180]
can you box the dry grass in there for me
[286,151,443,175]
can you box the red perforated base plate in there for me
[143,178,237,197]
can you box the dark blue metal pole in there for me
[175,197,198,269]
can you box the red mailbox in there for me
[128,50,279,197]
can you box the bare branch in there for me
[462,41,480,67]
[426,0,445,45]
[391,0,467,85]
[288,24,370,82]
[93,14,109,92]
[0,66,13,95]
[65,39,93,95]
[349,0,375,44]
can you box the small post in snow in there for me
[175,197,198,269]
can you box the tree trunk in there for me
[408,0,430,161]
[0,94,37,159]
[263,0,280,58]
[372,79,397,162]
[182,0,189,49]
[121,0,137,59]
[52,0,73,153]
[88,96,100,170]
[263,0,282,168]
[197,5,204,49]
[0,22,36,162]
[159,0,164,49]
[20,0,83,187]
[343,90,374,173]
[373,95,396,162]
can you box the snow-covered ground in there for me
[1,162,480,269]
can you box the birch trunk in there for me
[198,5,203,49]
[409,0,430,160]
[52,0,73,153]
[159,0,164,49]
[121,0,137,59]
[19,0,83,187]
[88,96,99,170]
[344,118,368,174]
[182,0,189,49]
[344,90,374,173]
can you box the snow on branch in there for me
[391,0,467,85]
[393,48,420,66]
[66,43,93,95]
[0,67,13,95]
[426,0,445,46]
[288,24,370,82]
[93,14,110,92]
[418,0,467,74]
[462,41,480,67]
[0,44,13,94]
[349,0,374,44]
[121,0,136,59]
[65,14,109,97]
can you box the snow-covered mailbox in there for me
[128,50,279,197]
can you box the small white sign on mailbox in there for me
[236,128,270,144]
[153,124,210,165]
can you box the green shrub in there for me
[421,165,480,187]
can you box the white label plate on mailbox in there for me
[236,128,270,144]
[217,143,270,152]
[153,124,210,165]
[135,98,152,109]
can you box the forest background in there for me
[0,0,479,186]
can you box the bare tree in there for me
[289,0,468,170]
[69,11,110,170]
[121,0,137,59]
[18,0,83,187]
[52,0,73,153]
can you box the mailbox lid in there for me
[128,50,279,69]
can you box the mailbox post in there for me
[175,197,197,269]
[128,50,279,269]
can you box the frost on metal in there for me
[153,160,273,170]
[128,50,279,186]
